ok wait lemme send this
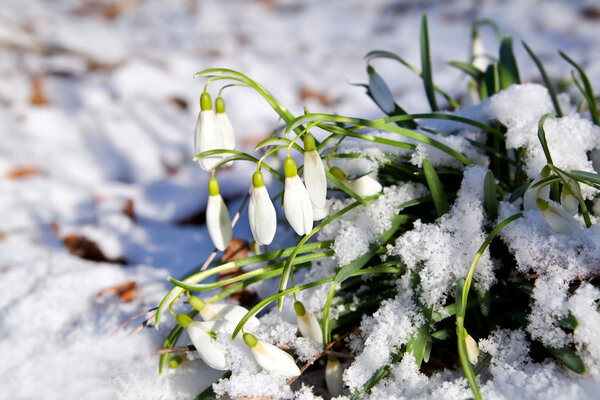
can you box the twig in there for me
[153,345,195,355]
[324,350,354,360]
[106,307,157,339]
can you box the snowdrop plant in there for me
[176,314,229,370]
[152,14,600,400]
[194,92,224,171]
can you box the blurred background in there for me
[0,0,598,398]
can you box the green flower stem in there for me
[194,149,284,182]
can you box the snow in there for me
[2,0,600,399]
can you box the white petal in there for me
[368,71,395,114]
[215,112,235,151]
[312,200,329,221]
[472,36,489,72]
[187,321,229,370]
[325,358,344,396]
[303,150,327,208]
[207,194,232,251]
[283,176,313,235]
[195,110,224,171]
[344,174,382,197]
[541,201,581,236]
[297,312,323,344]
[523,169,551,211]
[195,319,237,335]
[251,340,300,377]
[561,191,579,216]
[465,334,480,365]
[201,303,260,329]
[249,185,277,245]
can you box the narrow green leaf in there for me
[522,41,563,117]
[422,158,449,217]
[483,62,500,97]
[406,324,431,366]
[420,13,438,111]
[448,60,485,82]
[559,50,599,125]
[568,170,600,190]
[537,113,555,165]
[484,170,498,221]
[547,346,586,374]
[557,312,578,330]
[498,35,521,89]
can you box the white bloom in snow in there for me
[312,200,329,221]
[243,333,301,377]
[177,314,229,370]
[294,301,323,344]
[195,92,224,171]
[367,65,395,114]
[248,171,277,245]
[189,296,259,329]
[303,134,327,209]
[471,32,490,72]
[560,179,581,216]
[465,332,480,365]
[537,198,581,236]
[325,357,344,396]
[283,157,313,235]
[523,165,551,211]
[215,96,235,152]
[331,167,382,198]
[206,178,232,251]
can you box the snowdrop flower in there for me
[471,31,490,72]
[195,92,224,171]
[330,167,382,198]
[325,356,344,396]
[176,314,229,370]
[303,134,327,209]
[189,295,259,329]
[215,96,236,153]
[536,198,581,236]
[243,332,301,377]
[283,157,313,235]
[523,165,551,211]
[206,178,232,251]
[248,171,277,245]
[367,65,395,114]
[560,180,580,216]
[465,332,480,365]
[312,200,329,221]
[294,301,323,344]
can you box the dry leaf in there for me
[97,281,138,302]
[122,199,135,221]
[30,76,49,106]
[218,238,256,306]
[63,234,126,264]
[299,86,337,107]
[6,166,39,179]
[221,238,251,263]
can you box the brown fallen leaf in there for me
[6,166,39,179]
[122,199,135,221]
[98,281,138,302]
[221,238,251,263]
[218,238,256,307]
[299,86,338,107]
[30,76,49,106]
[63,234,126,264]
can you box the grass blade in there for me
[498,35,521,89]
[422,158,449,217]
[522,41,563,117]
[420,13,439,111]
[559,50,599,125]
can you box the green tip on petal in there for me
[208,178,220,196]
[200,92,212,111]
[536,198,549,211]
[252,171,265,188]
[176,314,192,329]
[243,332,258,348]
[329,166,346,180]
[284,157,298,178]
[293,301,306,316]
[303,133,316,152]
[189,296,206,312]
[215,97,225,114]
[167,355,183,368]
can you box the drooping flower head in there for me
[325,356,344,396]
[536,198,581,236]
[215,96,236,153]
[523,165,551,211]
[303,133,327,209]
[294,300,323,344]
[243,332,301,377]
[195,92,224,171]
[249,170,277,245]
[176,313,229,370]
[283,157,313,235]
[189,295,260,329]
[206,177,232,251]
[330,166,382,198]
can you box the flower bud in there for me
[325,356,344,396]
[344,173,382,197]
[215,96,236,156]
[560,180,581,216]
[206,178,232,251]
[523,165,551,211]
[303,134,327,209]
[294,301,323,344]
[249,171,277,245]
[195,92,224,171]
[465,332,480,365]
[177,314,229,370]
[536,198,581,236]
[189,295,260,329]
[243,333,301,377]
[283,157,313,235]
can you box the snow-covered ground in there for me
[1,0,599,399]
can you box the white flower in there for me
[243,333,301,377]
[472,33,490,72]
[367,65,395,114]
[283,157,313,235]
[189,295,259,329]
[248,171,277,245]
[345,173,382,197]
[465,332,480,365]
[294,301,323,344]
[177,314,229,370]
[523,165,551,211]
[194,92,224,171]
[215,96,236,152]
[325,357,344,396]
[560,179,581,216]
[312,200,329,221]
[206,178,232,251]
[537,198,581,236]
[303,134,327,209]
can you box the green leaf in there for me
[406,324,432,366]
[537,113,555,165]
[420,13,438,111]
[547,346,586,374]
[448,60,485,82]
[484,170,498,221]
[557,312,578,330]
[324,168,371,207]
[559,50,599,125]
[522,41,563,117]
[498,35,521,89]
[483,62,500,97]
[422,158,449,217]
[568,170,600,190]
